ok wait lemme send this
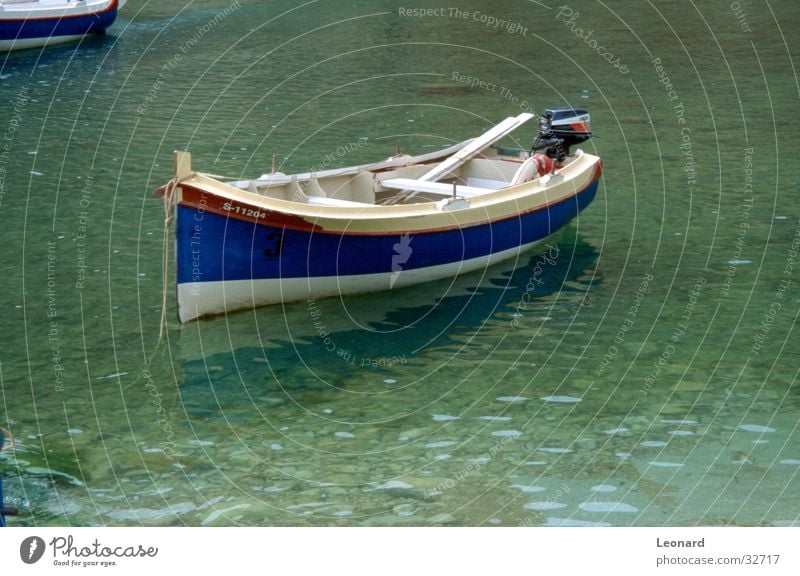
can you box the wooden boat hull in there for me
[169,153,601,323]
[0,0,122,52]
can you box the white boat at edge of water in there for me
[0,0,125,52]
[0,428,17,526]
[156,108,602,323]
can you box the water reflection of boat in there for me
[0,0,126,52]
[174,235,599,406]
[157,108,600,323]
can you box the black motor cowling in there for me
[531,107,592,162]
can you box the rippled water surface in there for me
[1,0,798,526]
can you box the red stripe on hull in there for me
[178,184,322,232]
[170,159,602,236]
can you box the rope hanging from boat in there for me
[159,178,179,342]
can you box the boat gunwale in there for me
[174,151,600,222]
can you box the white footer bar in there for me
[1,527,797,574]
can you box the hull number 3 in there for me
[263,231,284,258]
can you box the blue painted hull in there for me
[0,428,14,526]
[0,1,119,50]
[176,179,598,285]
[165,145,602,321]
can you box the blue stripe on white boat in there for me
[177,238,549,323]
[0,11,117,40]
[176,179,598,287]
[0,0,121,51]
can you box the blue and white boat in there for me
[157,108,601,323]
[0,0,125,52]
[0,428,17,527]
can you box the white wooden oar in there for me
[380,178,489,198]
[418,112,534,183]
[228,138,478,190]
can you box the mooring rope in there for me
[0,428,13,452]
[159,178,179,341]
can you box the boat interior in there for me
[230,148,576,208]
[221,109,592,208]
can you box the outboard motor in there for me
[531,107,592,163]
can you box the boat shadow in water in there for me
[176,233,599,414]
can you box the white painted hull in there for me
[158,112,602,322]
[176,239,545,323]
[0,0,123,52]
[0,33,84,51]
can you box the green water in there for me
[1,0,798,526]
